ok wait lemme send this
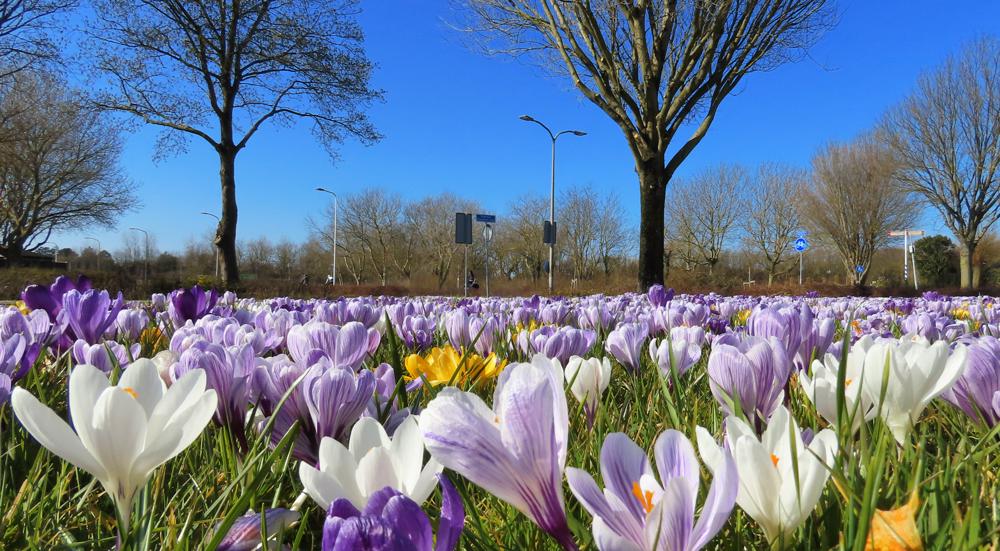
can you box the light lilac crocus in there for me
[648,326,703,378]
[113,308,149,342]
[60,289,125,345]
[420,354,576,550]
[942,335,1000,426]
[286,321,377,371]
[567,430,737,551]
[518,326,596,365]
[606,322,649,374]
[216,508,300,551]
[72,339,140,373]
[706,334,790,430]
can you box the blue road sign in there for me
[856,265,865,274]
[475,214,496,223]
[794,237,809,252]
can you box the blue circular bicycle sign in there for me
[793,237,809,252]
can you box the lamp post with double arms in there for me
[316,187,338,285]
[519,115,586,294]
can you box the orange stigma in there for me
[121,386,138,400]
[631,482,654,514]
[771,453,780,467]
[845,378,853,387]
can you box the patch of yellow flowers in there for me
[404,345,507,386]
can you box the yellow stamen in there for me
[845,378,853,387]
[122,387,138,400]
[771,453,780,467]
[631,482,654,514]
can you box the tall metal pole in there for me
[520,115,586,295]
[316,188,338,285]
[910,245,919,290]
[85,236,101,272]
[201,212,220,279]
[463,245,468,297]
[129,227,149,282]
[902,230,909,285]
[799,250,803,285]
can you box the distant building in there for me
[0,252,69,270]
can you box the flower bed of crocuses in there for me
[0,276,998,549]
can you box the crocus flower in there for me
[0,334,34,383]
[420,355,576,550]
[397,315,436,350]
[648,327,703,378]
[606,322,649,374]
[168,285,219,328]
[60,289,125,345]
[287,321,376,371]
[564,356,612,427]
[0,372,10,408]
[697,406,838,544]
[799,335,877,434]
[11,359,217,533]
[321,474,465,551]
[114,308,149,342]
[71,339,140,373]
[217,508,300,551]
[567,430,737,551]
[862,337,968,444]
[20,275,91,321]
[942,335,1000,426]
[300,415,442,510]
[404,345,505,386]
[706,335,790,430]
[517,326,596,366]
[647,284,674,308]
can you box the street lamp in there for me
[129,227,149,282]
[85,236,101,272]
[519,114,586,293]
[316,187,338,286]
[200,211,221,279]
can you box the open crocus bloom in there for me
[861,337,967,444]
[799,335,877,434]
[564,356,612,427]
[300,415,442,510]
[697,406,838,544]
[567,430,738,551]
[420,354,576,550]
[11,359,217,533]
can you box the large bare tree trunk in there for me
[959,242,974,290]
[638,160,665,290]
[217,146,240,284]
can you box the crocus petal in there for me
[600,432,654,520]
[11,388,106,479]
[435,474,465,551]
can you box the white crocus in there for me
[799,335,877,434]
[861,336,967,444]
[11,359,217,533]
[564,356,611,426]
[697,406,838,544]
[299,415,442,510]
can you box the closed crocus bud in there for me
[151,349,179,386]
[564,356,612,427]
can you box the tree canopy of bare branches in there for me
[666,164,745,274]
[86,0,383,283]
[742,164,805,285]
[0,70,135,263]
[802,136,919,286]
[459,0,832,289]
[882,37,1000,289]
[0,0,73,76]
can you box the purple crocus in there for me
[0,372,10,408]
[648,326,703,378]
[942,335,1000,426]
[606,322,649,374]
[0,334,35,383]
[216,508,300,551]
[397,315,436,351]
[168,285,219,328]
[706,334,791,430]
[517,326,596,365]
[114,309,149,342]
[420,355,576,550]
[647,284,674,308]
[60,289,125,345]
[567,430,737,551]
[72,339,140,373]
[286,321,377,371]
[321,474,465,551]
[20,275,92,321]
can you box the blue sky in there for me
[53,0,1000,254]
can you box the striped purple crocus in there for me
[567,430,737,551]
[420,355,576,550]
[942,335,1000,426]
[606,322,649,374]
[707,334,791,431]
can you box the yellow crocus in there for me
[404,345,506,386]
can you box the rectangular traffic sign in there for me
[475,214,496,223]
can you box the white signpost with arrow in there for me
[794,233,809,285]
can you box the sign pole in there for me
[464,245,468,297]
[799,250,803,285]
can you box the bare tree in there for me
[560,185,599,281]
[595,191,630,277]
[742,164,805,285]
[0,70,135,263]
[459,0,832,289]
[882,37,1000,289]
[338,188,403,286]
[86,0,382,283]
[405,194,480,289]
[502,194,549,281]
[802,136,920,286]
[0,0,73,76]
[665,164,745,275]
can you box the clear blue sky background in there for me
[54,0,1000,255]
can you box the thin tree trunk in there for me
[217,146,240,284]
[637,159,666,290]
